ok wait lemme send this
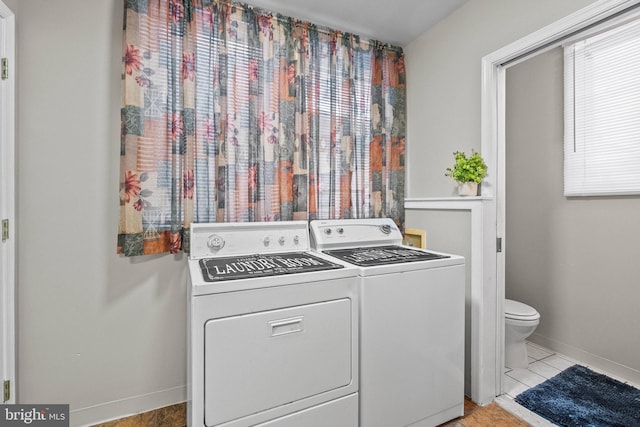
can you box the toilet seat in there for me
[505,299,540,321]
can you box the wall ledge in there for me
[405,197,493,210]
[406,196,492,202]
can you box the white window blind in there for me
[564,18,640,196]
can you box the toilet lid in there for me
[505,299,540,320]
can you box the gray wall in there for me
[505,48,640,377]
[3,0,15,19]
[17,0,187,424]
[403,0,598,398]
[405,0,597,198]
[11,0,626,424]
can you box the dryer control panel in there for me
[190,221,310,259]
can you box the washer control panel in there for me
[310,218,403,251]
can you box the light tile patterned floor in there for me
[498,341,640,426]
[499,342,572,426]
[505,344,560,393]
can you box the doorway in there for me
[0,0,15,404]
[481,0,640,398]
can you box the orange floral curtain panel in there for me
[119,0,406,256]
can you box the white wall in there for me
[506,48,640,381]
[404,0,597,198]
[17,1,187,424]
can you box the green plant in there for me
[445,151,488,183]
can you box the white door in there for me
[0,0,15,404]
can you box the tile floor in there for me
[503,342,574,399]
[496,341,640,426]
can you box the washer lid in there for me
[505,299,539,319]
[323,245,449,267]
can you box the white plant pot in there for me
[457,181,478,196]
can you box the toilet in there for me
[504,299,540,369]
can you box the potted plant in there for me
[445,150,488,196]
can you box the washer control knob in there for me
[207,234,225,251]
[293,235,300,245]
[324,228,332,235]
[279,236,286,245]
[380,224,392,234]
[263,236,270,246]
[337,227,344,235]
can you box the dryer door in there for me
[204,298,352,426]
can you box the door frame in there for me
[0,0,15,404]
[481,0,640,397]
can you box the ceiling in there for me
[244,0,468,47]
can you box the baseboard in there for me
[529,333,640,386]
[71,385,187,427]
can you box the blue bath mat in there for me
[515,364,640,426]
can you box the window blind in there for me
[564,18,640,196]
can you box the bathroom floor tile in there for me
[525,343,554,361]
[506,368,547,388]
[502,342,640,427]
[540,354,576,371]
[503,375,529,399]
[528,360,562,380]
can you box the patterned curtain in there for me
[119,0,406,256]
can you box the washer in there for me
[188,221,359,427]
[310,218,465,427]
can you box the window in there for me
[119,1,406,256]
[564,17,640,196]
